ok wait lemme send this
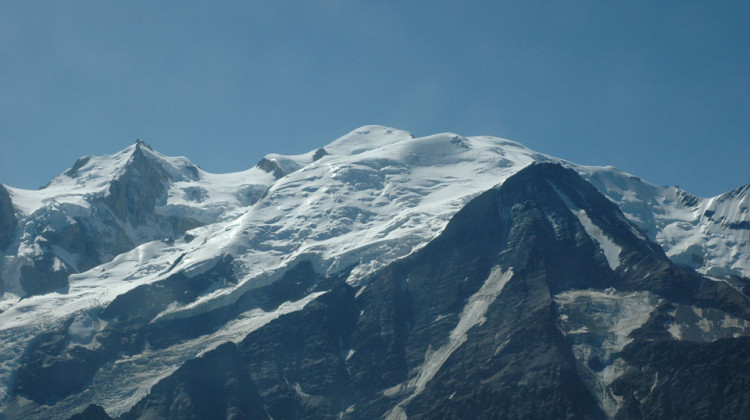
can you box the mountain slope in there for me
[63,163,750,420]
[0,127,747,419]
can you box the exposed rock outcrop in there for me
[0,183,15,251]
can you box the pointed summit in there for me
[96,142,201,225]
[49,141,200,193]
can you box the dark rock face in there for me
[313,147,329,161]
[12,256,352,411]
[728,220,750,230]
[236,285,358,420]
[19,252,70,296]
[63,156,92,179]
[256,157,287,179]
[0,183,15,251]
[121,342,267,420]
[67,404,112,420]
[613,337,750,419]
[14,256,237,405]
[104,143,171,225]
[14,322,107,405]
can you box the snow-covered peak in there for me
[6,141,201,216]
[252,126,414,178]
[578,165,750,277]
[50,140,200,188]
[323,125,414,156]
[251,125,535,183]
[252,126,416,181]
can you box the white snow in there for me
[324,125,413,156]
[579,166,750,278]
[0,142,277,301]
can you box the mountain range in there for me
[0,126,748,419]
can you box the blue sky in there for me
[0,1,747,197]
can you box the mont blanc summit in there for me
[1,127,748,419]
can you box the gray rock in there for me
[0,183,15,251]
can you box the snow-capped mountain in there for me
[0,126,748,419]
[580,166,749,278]
[1,140,272,297]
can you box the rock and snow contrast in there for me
[0,126,748,419]
[580,166,750,279]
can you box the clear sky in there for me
[1,1,747,197]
